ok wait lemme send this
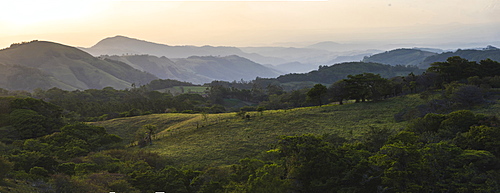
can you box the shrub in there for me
[450,85,485,107]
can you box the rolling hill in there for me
[362,48,437,66]
[0,41,157,91]
[274,62,425,85]
[361,46,500,69]
[101,54,282,84]
[172,55,282,82]
[420,46,500,68]
[100,55,213,84]
[93,94,426,166]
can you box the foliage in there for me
[0,97,64,142]
[428,56,500,84]
[0,156,13,181]
[275,62,424,85]
[306,84,327,106]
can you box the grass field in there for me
[94,94,433,167]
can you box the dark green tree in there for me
[428,56,478,83]
[343,73,391,102]
[328,80,348,105]
[307,84,327,106]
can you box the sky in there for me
[0,0,499,49]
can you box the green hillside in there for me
[420,46,500,68]
[94,94,426,166]
[274,62,425,86]
[94,92,500,167]
[362,48,437,66]
[0,41,157,91]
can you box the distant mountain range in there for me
[0,40,283,91]
[0,41,157,91]
[80,36,286,66]
[1,37,498,91]
[81,36,379,73]
[101,54,282,84]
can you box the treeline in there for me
[207,56,500,111]
[1,56,499,122]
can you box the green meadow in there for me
[94,94,427,167]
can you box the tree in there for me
[454,125,500,157]
[477,58,500,78]
[142,124,157,145]
[343,73,390,102]
[328,80,348,105]
[450,85,485,108]
[307,84,327,106]
[428,56,478,83]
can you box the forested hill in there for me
[274,62,425,84]
[420,46,500,68]
[362,48,437,66]
[0,41,157,91]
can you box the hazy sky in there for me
[0,0,499,49]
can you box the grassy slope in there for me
[90,113,199,144]
[0,41,156,90]
[95,94,427,167]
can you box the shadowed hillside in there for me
[362,48,437,66]
[274,62,425,85]
[420,46,500,68]
[101,54,281,84]
[172,55,282,82]
[0,41,157,90]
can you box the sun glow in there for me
[0,0,107,26]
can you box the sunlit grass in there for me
[94,94,429,167]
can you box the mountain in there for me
[362,48,437,67]
[82,36,383,73]
[420,46,500,68]
[306,41,343,52]
[0,41,157,91]
[172,55,282,82]
[101,54,282,84]
[100,55,212,84]
[81,36,284,65]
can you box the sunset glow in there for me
[0,0,499,48]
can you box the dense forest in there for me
[1,56,500,192]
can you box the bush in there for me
[450,85,485,107]
[0,156,13,181]
[29,166,49,177]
